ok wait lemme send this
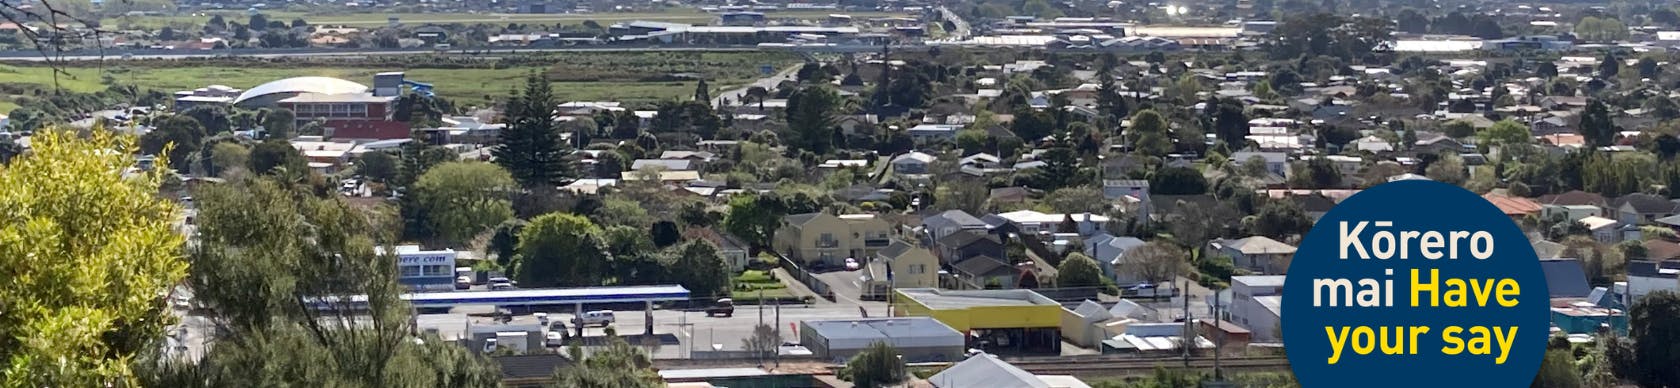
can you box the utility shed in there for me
[798,317,965,363]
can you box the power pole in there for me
[1182,279,1192,366]
[1213,288,1224,381]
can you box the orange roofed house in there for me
[1483,192,1543,220]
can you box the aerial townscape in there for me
[3,0,1680,386]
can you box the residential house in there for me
[685,228,752,272]
[959,153,1003,168]
[949,255,1019,289]
[1627,260,1680,306]
[1230,275,1285,342]
[1084,233,1145,282]
[1285,193,1337,221]
[1541,96,1589,111]
[1230,151,1288,176]
[1611,193,1679,225]
[995,210,1109,236]
[892,152,936,174]
[1578,216,1620,243]
[1483,193,1544,220]
[630,159,698,171]
[936,230,1007,265]
[1539,190,1609,217]
[1412,132,1467,155]
[922,210,988,245]
[908,124,962,144]
[1210,236,1297,275]
[659,150,717,163]
[773,213,893,267]
[1533,116,1572,135]
[1354,135,1395,153]
[1101,179,1150,207]
[861,241,940,299]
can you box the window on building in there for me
[400,265,421,277]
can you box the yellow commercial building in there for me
[892,288,1063,355]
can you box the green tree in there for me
[1150,166,1209,195]
[1043,186,1106,214]
[650,220,681,248]
[670,240,731,297]
[1629,290,1680,388]
[723,193,785,249]
[356,150,399,184]
[261,108,296,139]
[786,85,842,154]
[1010,107,1056,141]
[841,342,907,388]
[515,213,611,287]
[1128,109,1173,157]
[1057,253,1104,288]
[1249,201,1312,239]
[494,74,573,187]
[1532,348,1583,388]
[1579,100,1617,148]
[551,337,662,388]
[141,115,208,171]
[165,176,500,387]
[1212,98,1249,146]
[1295,158,1342,188]
[248,139,306,175]
[1426,153,1468,184]
[208,141,250,177]
[1479,119,1533,146]
[413,162,516,246]
[0,131,188,387]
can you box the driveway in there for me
[812,269,869,307]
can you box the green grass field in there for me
[0,51,800,112]
[102,9,909,30]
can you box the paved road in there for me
[936,6,972,41]
[712,64,801,108]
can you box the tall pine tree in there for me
[494,73,572,187]
[694,79,711,103]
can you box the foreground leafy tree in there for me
[1630,290,1680,388]
[840,342,907,388]
[0,131,189,386]
[552,337,663,388]
[145,177,499,387]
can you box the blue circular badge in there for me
[1282,180,1549,388]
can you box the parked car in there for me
[571,310,616,327]
[454,276,473,290]
[705,298,735,317]
[535,312,550,327]
[844,257,860,271]
[489,277,514,290]
[545,331,565,347]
